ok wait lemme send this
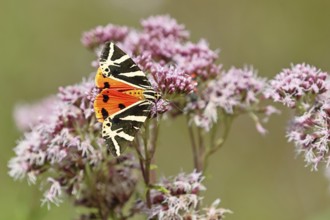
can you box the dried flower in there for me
[266,63,328,109]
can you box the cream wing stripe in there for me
[119,71,146,77]
[120,115,148,122]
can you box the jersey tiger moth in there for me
[94,42,159,156]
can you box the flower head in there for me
[82,15,221,101]
[146,171,205,219]
[8,76,139,214]
[187,67,275,133]
[206,67,266,114]
[287,98,330,170]
[267,63,328,108]
[141,15,189,40]
[150,64,197,95]
[203,199,233,220]
[13,96,59,131]
[81,24,129,50]
[143,171,229,220]
[176,40,221,80]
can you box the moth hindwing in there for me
[94,42,158,156]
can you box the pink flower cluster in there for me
[287,99,330,170]
[268,63,330,169]
[8,78,139,212]
[82,15,221,96]
[147,171,231,220]
[13,96,59,131]
[266,63,328,108]
[206,67,267,114]
[9,79,97,181]
[81,24,129,50]
[7,15,272,219]
[187,67,278,132]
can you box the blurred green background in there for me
[2,0,330,219]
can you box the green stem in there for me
[134,118,161,209]
[148,119,160,183]
[196,127,205,172]
[204,114,233,172]
[142,121,152,208]
[187,116,199,171]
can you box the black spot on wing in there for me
[104,82,110,88]
[103,95,109,103]
[101,108,109,119]
[118,103,125,109]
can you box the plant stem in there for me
[196,127,205,172]
[187,116,199,171]
[135,118,161,209]
[203,114,233,172]
[148,119,160,183]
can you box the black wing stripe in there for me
[99,42,152,89]
[102,100,152,156]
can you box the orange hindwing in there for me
[94,88,141,122]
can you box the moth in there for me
[94,42,160,156]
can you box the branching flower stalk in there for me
[186,67,274,173]
[204,112,234,172]
[187,118,233,173]
[134,119,161,208]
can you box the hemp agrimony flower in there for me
[266,63,328,109]
[9,15,231,220]
[268,63,330,170]
[10,11,330,220]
